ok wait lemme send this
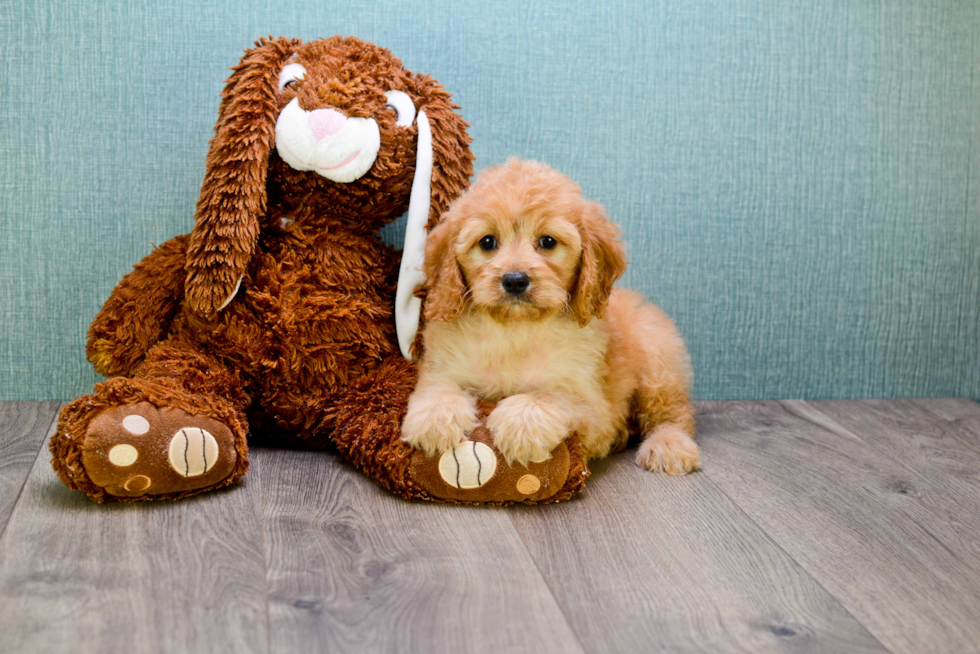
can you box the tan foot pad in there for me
[408,424,570,503]
[81,402,237,497]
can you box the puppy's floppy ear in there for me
[570,202,628,326]
[422,215,467,322]
[185,36,301,317]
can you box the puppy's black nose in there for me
[501,272,530,295]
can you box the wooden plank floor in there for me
[0,399,978,653]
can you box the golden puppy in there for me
[401,158,700,475]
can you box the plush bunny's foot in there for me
[51,378,250,502]
[408,418,587,503]
[80,403,239,497]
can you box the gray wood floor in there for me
[1,399,979,653]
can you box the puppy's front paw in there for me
[636,424,701,475]
[401,392,479,457]
[488,394,568,466]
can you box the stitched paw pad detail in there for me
[437,441,498,489]
[168,428,220,477]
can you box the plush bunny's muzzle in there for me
[275,98,381,183]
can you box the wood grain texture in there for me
[509,455,886,654]
[908,397,980,422]
[697,400,980,654]
[0,401,60,537]
[3,399,980,652]
[802,399,980,578]
[257,446,584,654]
[0,439,270,654]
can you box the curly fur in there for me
[404,159,700,473]
[52,36,477,501]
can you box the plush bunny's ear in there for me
[394,76,473,359]
[394,108,433,359]
[185,37,300,317]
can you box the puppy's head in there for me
[424,159,627,326]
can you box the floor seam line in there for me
[0,402,61,544]
[255,451,274,654]
[506,508,590,654]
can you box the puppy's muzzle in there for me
[501,272,530,296]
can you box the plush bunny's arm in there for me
[86,235,189,377]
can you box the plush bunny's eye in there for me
[384,90,416,127]
[278,63,306,92]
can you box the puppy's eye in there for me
[538,235,558,250]
[478,235,497,251]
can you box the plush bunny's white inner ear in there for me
[395,109,433,360]
[217,276,243,311]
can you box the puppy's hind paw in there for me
[636,424,700,475]
[401,392,480,457]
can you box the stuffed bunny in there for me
[49,36,588,504]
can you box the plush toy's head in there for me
[185,36,474,342]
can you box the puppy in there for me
[401,159,700,475]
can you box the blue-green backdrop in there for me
[1,0,978,401]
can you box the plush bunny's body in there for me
[50,36,588,504]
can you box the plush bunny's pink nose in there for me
[307,108,346,140]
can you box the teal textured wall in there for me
[1,1,978,401]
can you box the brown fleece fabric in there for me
[49,36,588,504]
